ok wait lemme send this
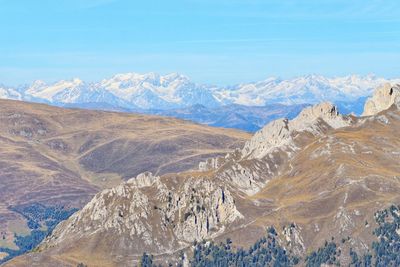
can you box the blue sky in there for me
[1,0,400,85]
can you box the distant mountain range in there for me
[1,73,398,131]
[147,103,308,132]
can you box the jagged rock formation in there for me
[208,102,354,196]
[242,102,352,159]
[198,157,222,172]
[37,172,242,264]
[197,102,353,196]
[5,85,400,267]
[362,83,400,116]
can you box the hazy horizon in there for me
[1,72,399,88]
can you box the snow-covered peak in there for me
[25,78,85,102]
[214,74,398,106]
[160,73,190,86]
[31,80,47,87]
[103,72,187,85]
[112,72,159,82]
[0,86,22,100]
[97,72,216,109]
[72,78,84,85]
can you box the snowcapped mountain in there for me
[213,74,398,106]
[1,72,398,132]
[1,72,399,116]
[10,72,219,110]
[23,79,134,109]
[97,72,219,109]
[0,85,22,100]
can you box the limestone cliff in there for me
[241,102,352,159]
[40,172,242,257]
[362,83,400,116]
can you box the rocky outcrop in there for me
[282,223,306,256]
[241,102,351,159]
[172,178,242,242]
[214,102,353,196]
[41,172,242,255]
[362,83,400,116]
[197,103,352,196]
[126,171,160,188]
[198,157,222,172]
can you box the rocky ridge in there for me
[362,83,400,116]
[195,102,354,196]
[40,171,242,259]
[241,102,352,160]
[33,100,357,260]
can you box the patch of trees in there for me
[350,205,400,267]
[139,205,400,266]
[139,253,159,267]
[189,230,299,267]
[0,203,77,264]
[139,227,299,267]
[305,241,339,267]
[349,248,372,267]
[9,203,77,232]
[371,205,400,266]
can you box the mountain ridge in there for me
[6,83,400,266]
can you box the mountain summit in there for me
[362,83,400,116]
[241,102,352,159]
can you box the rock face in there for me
[200,102,353,196]
[242,102,351,159]
[41,172,242,257]
[198,157,222,171]
[362,83,400,116]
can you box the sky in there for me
[1,0,400,86]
